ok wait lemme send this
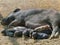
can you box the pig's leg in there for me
[8,19,18,28]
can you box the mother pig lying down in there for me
[1,24,52,39]
[1,8,60,39]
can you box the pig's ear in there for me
[13,8,21,13]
